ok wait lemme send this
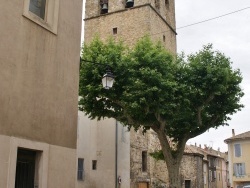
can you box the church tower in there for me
[83,1,177,187]
[84,0,177,53]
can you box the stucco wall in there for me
[228,139,250,187]
[77,112,130,188]
[0,135,77,188]
[0,0,82,149]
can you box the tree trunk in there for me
[152,124,188,188]
[166,158,182,188]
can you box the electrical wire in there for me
[177,6,250,30]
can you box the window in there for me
[163,35,166,42]
[165,0,169,9]
[113,27,118,35]
[185,180,191,188]
[15,148,42,188]
[77,158,84,180]
[23,0,59,34]
[100,0,108,14]
[29,0,46,19]
[142,151,147,172]
[234,144,241,157]
[125,0,134,8]
[234,163,246,177]
[92,160,97,170]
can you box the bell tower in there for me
[84,0,177,53]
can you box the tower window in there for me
[125,0,134,8]
[100,0,108,14]
[163,35,166,42]
[113,27,118,35]
[165,0,169,9]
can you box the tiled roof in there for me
[184,145,204,157]
[224,130,250,143]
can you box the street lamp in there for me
[102,66,115,89]
[80,58,115,89]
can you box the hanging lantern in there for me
[102,67,115,89]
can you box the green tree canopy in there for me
[79,36,244,188]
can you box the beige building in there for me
[225,130,250,188]
[0,0,82,187]
[77,112,130,188]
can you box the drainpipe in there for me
[115,120,118,188]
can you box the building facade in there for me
[225,130,250,188]
[77,112,130,188]
[0,0,82,187]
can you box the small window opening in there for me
[78,158,84,180]
[163,35,166,42]
[125,0,134,8]
[113,27,118,35]
[29,0,46,19]
[92,160,97,170]
[100,0,108,14]
[165,0,169,9]
[142,151,147,172]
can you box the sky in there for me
[175,0,250,151]
[81,1,250,152]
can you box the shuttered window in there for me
[233,163,246,176]
[234,144,241,157]
[77,158,84,180]
[29,0,46,19]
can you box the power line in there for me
[177,6,250,30]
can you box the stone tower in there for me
[84,0,177,53]
[84,0,177,187]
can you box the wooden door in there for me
[138,182,148,188]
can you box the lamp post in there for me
[80,58,115,89]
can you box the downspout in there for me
[115,120,118,188]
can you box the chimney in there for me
[232,129,235,137]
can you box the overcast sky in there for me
[81,1,250,152]
[176,0,250,151]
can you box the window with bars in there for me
[77,158,84,181]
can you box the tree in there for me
[79,36,244,188]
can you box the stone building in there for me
[189,144,229,188]
[0,0,82,187]
[83,0,177,188]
